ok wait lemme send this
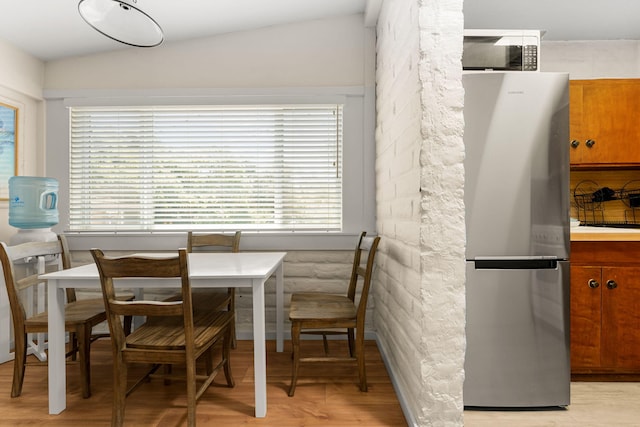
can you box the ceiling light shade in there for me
[78,0,163,48]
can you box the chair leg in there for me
[185,357,197,427]
[230,316,237,349]
[322,334,329,356]
[163,364,173,385]
[347,328,355,357]
[288,321,301,397]
[11,332,27,398]
[223,324,235,387]
[69,332,78,361]
[78,325,92,398]
[113,356,127,427]
[356,328,367,392]
[229,296,237,349]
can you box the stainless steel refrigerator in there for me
[463,72,571,408]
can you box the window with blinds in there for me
[69,104,343,232]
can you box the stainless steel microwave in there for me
[463,30,542,71]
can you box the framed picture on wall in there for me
[0,102,18,201]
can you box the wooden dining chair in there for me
[58,235,133,361]
[91,249,234,427]
[0,236,112,399]
[287,231,381,396]
[165,231,241,348]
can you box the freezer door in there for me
[463,72,570,260]
[464,260,570,407]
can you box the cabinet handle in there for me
[570,140,580,148]
[606,280,618,289]
[588,279,600,288]
[585,139,596,148]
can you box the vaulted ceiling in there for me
[1,0,638,62]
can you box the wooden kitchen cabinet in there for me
[570,79,640,167]
[570,265,601,369]
[571,241,640,375]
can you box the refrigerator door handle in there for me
[474,258,558,269]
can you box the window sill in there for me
[63,231,364,251]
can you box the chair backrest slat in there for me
[95,255,183,279]
[109,300,183,317]
[346,232,381,322]
[187,231,241,253]
[16,274,46,291]
[3,240,61,262]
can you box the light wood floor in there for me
[4,340,640,427]
[0,339,407,426]
[464,382,640,426]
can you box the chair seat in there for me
[25,298,106,329]
[24,293,135,329]
[289,293,357,321]
[129,311,233,351]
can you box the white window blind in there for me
[69,104,343,232]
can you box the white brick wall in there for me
[375,0,465,425]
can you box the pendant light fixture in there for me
[78,0,164,48]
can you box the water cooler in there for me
[8,176,59,244]
[4,176,60,361]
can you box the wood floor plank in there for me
[0,339,408,426]
[4,339,640,426]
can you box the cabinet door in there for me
[569,81,585,165]
[577,80,640,165]
[570,266,602,369]
[601,267,640,369]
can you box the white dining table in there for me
[41,251,286,418]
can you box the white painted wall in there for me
[375,0,465,425]
[0,38,45,99]
[44,14,367,90]
[542,40,640,78]
[0,39,45,243]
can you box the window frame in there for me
[44,87,375,250]
[68,103,344,232]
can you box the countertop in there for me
[571,226,640,241]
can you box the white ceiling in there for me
[1,0,639,62]
[0,0,370,61]
[464,0,640,42]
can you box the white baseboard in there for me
[375,333,418,427]
[235,330,378,341]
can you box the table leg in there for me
[276,262,284,352]
[252,278,267,418]
[47,279,66,414]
